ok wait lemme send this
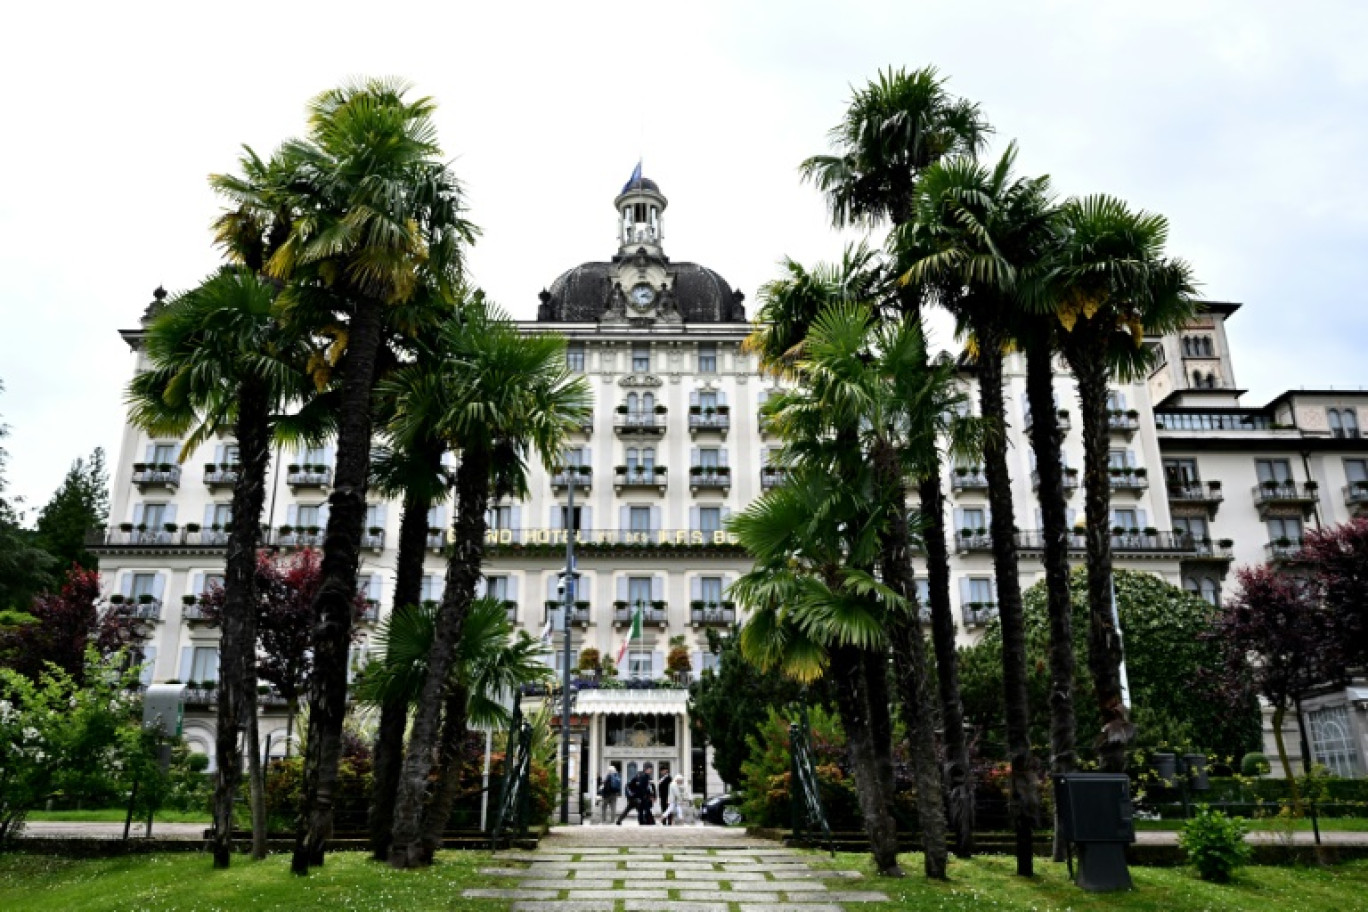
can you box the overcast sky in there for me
[2,1,1365,515]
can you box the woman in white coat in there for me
[664,773,692,825]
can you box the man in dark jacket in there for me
[615,764,642,825]
[634,763,657,825]
[598,764,622,824]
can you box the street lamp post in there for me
[559,472,577,825]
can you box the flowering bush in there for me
[0,649,145,844]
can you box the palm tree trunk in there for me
[211,380,270,868]
[390,446,491,869]
[830,642,904,877]
[244,690,268,860]
[419,681,470,863]
[862,648,897,828]
[1071,350,1131,774]
[369,483,435,860]
[975,333,1039,877]
[293,298,388,875]
[874,442,949,879]
[1024,337,1077,862]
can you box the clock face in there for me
[630,284,657,309]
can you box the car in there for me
[700,792,744,826]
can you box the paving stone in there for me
[529,861,624,871]
[624,902,729,912]
[461,888,559,900]
[479,867,533,876]
[565,889,670,900]
[820,891,892,902]
[512,903,615,912]
[621,861,719,871]
[501,854,574,862]
[763,880,829,891]
[738,906,844,912]
[674,869,765,880]
[678,890,783,903]
[522,879,617,891]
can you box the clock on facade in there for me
[629,283,657,309]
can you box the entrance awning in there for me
[576,688,689,716]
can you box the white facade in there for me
[94,183,1368,795]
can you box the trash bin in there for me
[1183,754,1209,792]
[1053,773,1136,892]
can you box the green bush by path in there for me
[0,852,510,912]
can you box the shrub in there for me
[1240,752,1270,777]
[1180,806,1251,882]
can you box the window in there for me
[559,506,583,531]
[488,506,513,529]
[1108,449,1133,470]
[628,653,653,679]
[1329,408,1361,439]
[698,448,720,470]
[629,507,651,533]
[642,392,655,413]
[1255,459,1293,485]
[563,447,585,468]
[604,713,677,746]
[628,577,652,607]
[1173,516,1209,541]
[1345,409,1361,438]
[960,507,986,532]
[700,651,721,674]
[141,503,167,530]
[1184,574,1220,606]
[420,575,443,603]
[566,342,585,372]
[625,447,639,470]
[641,446,655,472]
[222,444,240,466]
[699,577,723,605]
[967,578,993,604]
[1267,516,1303,545]
[296,505,320,528]
[632,344,651,373]
[915,579,931,607]
[698,344,717,373]
[1112,508,1139,530]
[486,576,509,601]
[698,507,721,536]
[1164,458,1200,487]
[1346,459,1368,486]
[302,445,327,465]
[210,504,232,528]
[150,443,176,465]
[131,573,158,599]
[626,392,639,414]
[1329,409,1343,438]
[202,573,224,595]
[364,504,384,530]
[698,391,718,411]
[1309,705,1363,777]
[191,646,219,683]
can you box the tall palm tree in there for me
[257,79,477,875]
[1035,196,1197,773]
[898,146,1056,876]
[802,68,990,852]
[355,597,551,860]
[127,268,329,868]
[364,437,448,861]
[379,305,590,868]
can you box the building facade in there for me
[93,173,1368,810]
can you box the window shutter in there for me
[324,444,336,466]
[319,503,330,527]
[652,651,664,678]
[617,576,628,601]
[178,646,193,682]
[550,507,562,530]
[690,390,699,407]
[120,573,133,597]
[691,448,700,467]
[370,576,383,601]
[485,508,496,528]
[953,508,964,530]
[287,504,298,526]
[203,504,216,527]
[140,647,157,687]
[693,651,703,675]
[582,575,592,603]
[619,506,630,530]
[434,505,447,527]
[163,504,177,524]
[959,577,971,605]
[133,503,145,526]
[214,445,224,465]
[1067,508,1077,527]
[990,578,999,602]
[508,576,519,601]
[145,443,156,462]
[581,506,592,530]
[191,573,203,595]
[377,503,390,526]
[721,506,732,522]
[151,574,165,601]
[691,577,701,600]
[718,390,727,406]
[547,575,558,601]
[650,506,661,531]
[652,576,664,601]
[719,449,728,467]
[986,504,993,526]
[1117,391,1127,409]
[690,506,699,530]
[1034,508,1043,528]
[584,446,593,466]
[1138,509,1149,529]
[475,577,486,597]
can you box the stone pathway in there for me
[466,830,888,911]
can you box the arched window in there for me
[1329,409,1343,438]
[642,447,655,471]
[1184,576,1200,597]
[643,392,655,413]
[626,392,639,414]
[1202,337,1214,357]
[1193,370,1204,388]
[1200,577,1220,607]
[1345,409,1361,438]
[626,448,638,470]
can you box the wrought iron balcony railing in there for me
[131,464,181,491]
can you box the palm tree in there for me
[364,437,449,861]
[802,68,990,852]
[898,146,1056,876]
[1035,196,1197,773]
[379,305,590,868]
[127,268,328,868]
[255,79,477,875]
[355,597,551,861]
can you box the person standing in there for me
[598,765,622,825]
[663,773,690,825]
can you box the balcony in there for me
[276,528,326,549]
[688,409,730,438]
[761,466,788,489]
[1014,529,1198,557]
[955,530,992,553]
[758,413,775,436]
[1030,469,1079,493]
[1345,483,1368,517]
[614,467,668,493]
[131,463,181,492]
[690,603,737,627]
[287,465,332,490]
[1265,539,1305,563]
[551,468,593,491]
[362,529,386,551]
[1168,480,1224,518]
[689,469,731,493]
[426,528,447,552]
[108,596,162,621]
[1107,411,1141,438]
[543,601,591,627]
[612,603,669,627]
[1251,481,1319,519]
[951,469,989,493]
[962,603,998,627]
[1108,472,1150,496]
[1182,539,1235,566]
[1024,410,1072,434]
[359,601,380,623]
[202,464,240,490]
[181,602,214,624]
[92,526,230,550]
[614,410,667,438]
[183,686,219,708]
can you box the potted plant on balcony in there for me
[1143,526,1159,537]
[651,600,667,613]
[616,404,629,414]
[119,522,134,533]
[133,462,147,473]
[1057,409,1070,419]
[182,594,197,606]
[367,526,384,537]
[1218,538,1234,548]
[703,406,716,419]
[1262,479,1280,493]
[1208,480,1222,491]
[689,404,702,415]
[279,524,294,536]
[1064,467,1079,478]
[163,523,178,533]
[137,593,155,605]
[958,528,973,539]
[288,463,301,473]
[109,594,125,605]
[1111,525,1125,536]
[717,405,730,415]
[1357,480,1368,493]
[1121,466,1135,478]
[1109,467,1122,478]
[578,465,593,477]
[654,404,667,414]
[135,523,148,533]
[974,527,987,539]
[209,523,222,533]
[954,466,969,477]
[1304,480,1319,492]
[613,599,629,611]
[1135,467,1148,478]
[1126,409,1140,419]
[157,462,173,473]
[204,462,217,475]
[1275,535,1291,548]
[185,523,200,534]
[667,639,692,677]
[689,466,703,476]
[577,647,601,674]
[203,679,217,694]
[654,465,667,475]
[717,466,730,476]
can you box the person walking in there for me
[615,766,639,825]
[635,763,657,825]
[663,773,690,825]
[598,765,622,825]
[656,766,673,826]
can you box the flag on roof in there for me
[622,160,642,193]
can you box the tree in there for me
[255,79,477,875]
[1034,195,1197,773]
[801,69,990,853]
[897,146,1056,876]
[128,267,326,867]
[0,380,56,611]
[379,304,589,868]
[33,448,108,571]
[1213,565,1338,808]
[1298,518,1368,671]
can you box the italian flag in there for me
[616,603,643,665]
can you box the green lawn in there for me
[0,852,510,912]
[26,809,211,824]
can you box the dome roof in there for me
[621,174,661,195]
[537,258,746,323]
